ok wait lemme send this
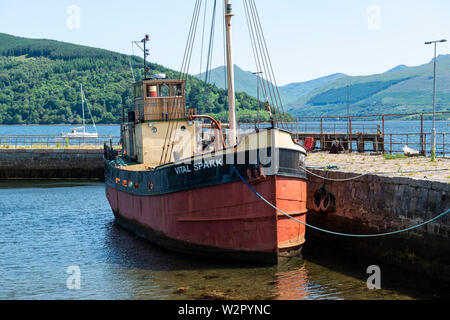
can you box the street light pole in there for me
[347,84,350,134]
[425,39,447,162]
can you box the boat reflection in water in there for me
[103,222,449,300]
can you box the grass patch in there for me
[383,154,407,160]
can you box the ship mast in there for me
[81,83,85,134]
[225,0,237,147]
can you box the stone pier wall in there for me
[306,169,450,282]
[0,149,105,180]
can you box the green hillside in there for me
[287,55,450,119]
[0,33,271,124]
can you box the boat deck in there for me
[118,163,151,172]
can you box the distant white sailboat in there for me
[62,84,98,138]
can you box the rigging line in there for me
[202,0,218,110]
[244,0,272,104]
[233,167,450,238]
[204,0,217,84]
[165,0,202,163]
[81,90,97,133]
[162,108,182,164]
[246,0,282,127]
[249,0,285,127]
[245,0,277,117]
[178,3,201,116]
[162,96,184,165]
[243,0,268,102]
[242,0,270,124]
[165,119,181,164]
[165,0,201,165]
[163,84,185,164]
[180,0,200,77]
[248,0,286,128]
[165,0,201,164]
[247,0,283,124]
[183,0,202,80]
[222,0,227,93]
[181,0,201,78]
[249,0,288,127]
[179,0,201,80]
[243,0,280,125]
[199,0,208,76]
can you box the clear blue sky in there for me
[1,0,449,85]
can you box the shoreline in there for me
[0,123,120,126]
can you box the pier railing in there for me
[0,135,121,149]
[239,110,450,157]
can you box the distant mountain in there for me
[196,66,346,105]
[196,65,268,98]
[287,55,450,118]
[198,57,450,120]
[385,64,408,73]
[278,73,347,104]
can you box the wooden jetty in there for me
[241,110,449,156]
[292,131,384,153]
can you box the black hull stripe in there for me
[105,148,306,196]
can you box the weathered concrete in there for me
[0,149,104,180]
[306,169,450,282]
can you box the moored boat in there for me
[104,0,308,263]
[62,84,98,139]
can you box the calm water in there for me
[0,121,448,137]
[0,181,449,300]
[0,124,119,137]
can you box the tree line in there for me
[0,34,291,124]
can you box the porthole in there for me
[152,127,158,133]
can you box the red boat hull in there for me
[106,175,307,263]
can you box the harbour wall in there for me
[305,169,450,282]
[0,149,105,180]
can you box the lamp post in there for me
[425,39,447,162]
[347,84,350,134]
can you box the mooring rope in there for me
[301,166,450,182]
[233,167,450,238]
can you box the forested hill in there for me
[0,33,270,124]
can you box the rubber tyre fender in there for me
[320,193,335,212]
[313,188,325,212]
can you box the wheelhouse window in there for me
[172,84,183,96]
[134,85,143,99]
[159,84,170,97]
